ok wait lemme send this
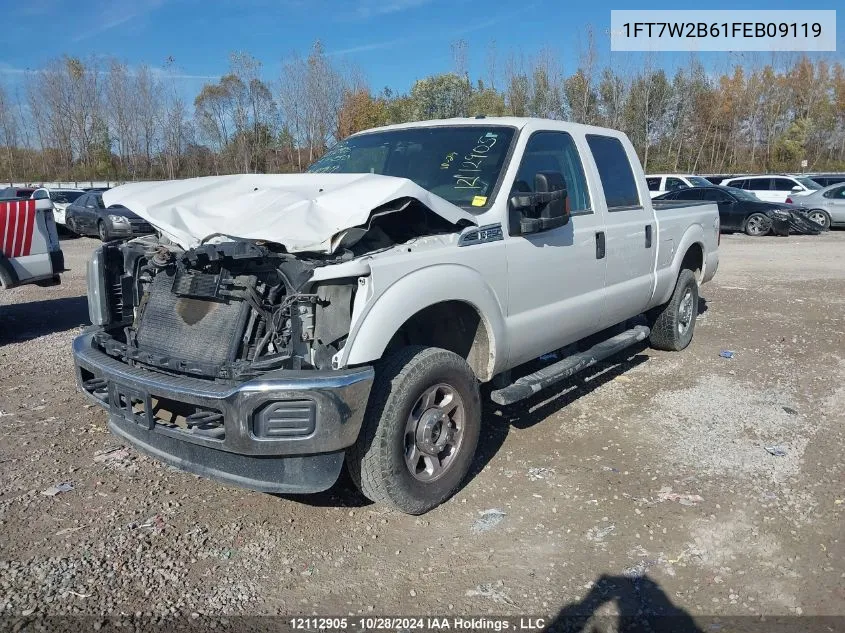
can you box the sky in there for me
[0,0,842,97]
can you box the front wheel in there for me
[807,209,831,231]
[97,221,110,242]
[744,213,771,236]
[648,268,699,351]
[347,346,481,514]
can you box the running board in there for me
[490,325,650,406]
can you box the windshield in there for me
[51,191,83,204]
[796,177,821,190]
[687,176,711,187]
[724,186,758,201]
[307,125,516,208]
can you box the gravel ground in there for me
[0,232,843,624]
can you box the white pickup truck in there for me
[72,117,719,514]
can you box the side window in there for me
[700,189,729,202]
[77,194,89,206]
[645,177,661,191]
[585,134,640,210]
[33,189,49,200]
[748,178,771,191]
[832,186,845,199]
[513,131,591,215]
[674,188,702,200]
[772,178,796,191]
[666,177,687,191]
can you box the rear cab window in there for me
[585,135,640,210]
[646,177,661,191]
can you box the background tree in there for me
[2,44,845,183]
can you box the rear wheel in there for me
[648,268,699,352]
[347,346,481,514]
[807,209,831,230]
[744,213,771,236]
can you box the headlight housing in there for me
[87,246,110,326]
[108,214,130,225]
[770,209,791,219]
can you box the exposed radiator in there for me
[135,270,252,367]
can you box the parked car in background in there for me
[721,175,821,203]
[31,187,84,226]
[654,185,821,236]
[0,187,35,200]
[65,192,155,241]
[802,174,845,188]
[645,174,713,198]
[0,197,64,289]
[786,182,845,229]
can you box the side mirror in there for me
[508,171,570,235]
[790,185,802,193]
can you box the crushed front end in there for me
[72,236,373,493]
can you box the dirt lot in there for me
[0,232,843,624]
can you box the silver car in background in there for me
[786,182,845,230]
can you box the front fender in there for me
[339,264,507,379]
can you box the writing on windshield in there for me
[307,126,515,208]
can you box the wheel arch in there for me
[340,265,507,382]
[654,224,707,306]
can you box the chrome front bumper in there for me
[72,332,374,493]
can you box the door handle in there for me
[595,231,606,259]
[645,224,652,248]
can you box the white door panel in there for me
[505,214,606,367]
[503,129,607,368]
[603,207,655,325]
[582,134,656,330]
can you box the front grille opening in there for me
[150,396,225,441]
[81,369,108,402]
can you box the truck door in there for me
[504,130,607,367]
[584,134,656,326]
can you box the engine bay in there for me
[89,235,356,382]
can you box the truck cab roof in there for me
[356,116,630,140]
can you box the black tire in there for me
[807,209,831,231]
[97,220,110,241]
[744,213,771,236]
[648,268,699,352]
[347,346,481,514]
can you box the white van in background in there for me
[720,175,822,203]
[645,174,713,198]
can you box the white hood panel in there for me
[102,173,477,253]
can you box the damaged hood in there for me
[102,173,478,253]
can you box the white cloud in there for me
[328,37,407,56]
[355,0,433,18]
[72,0,166,42]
